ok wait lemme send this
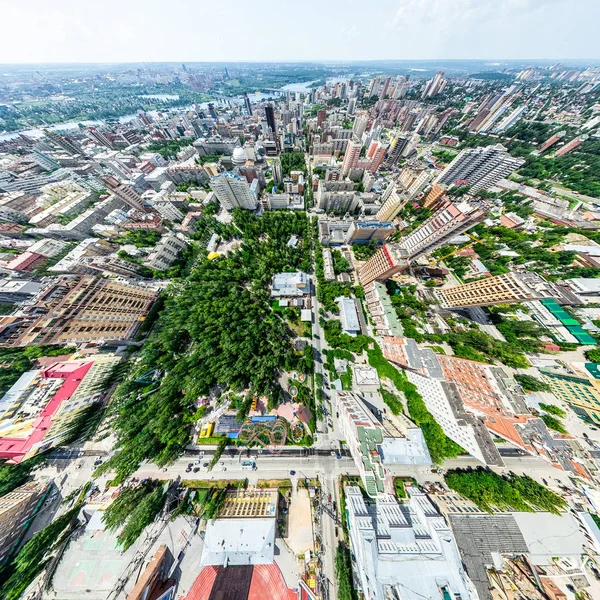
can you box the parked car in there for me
[193,467,200,473]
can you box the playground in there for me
[238,417,287,448]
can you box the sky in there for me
[1,0,598,64]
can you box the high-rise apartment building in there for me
[352,114,369,139]
[383,133,408,168]
[398,167,433,198]
[87,127,115,149]
[421,71,446,98]
[42,129,83,156]
[0,276,157,347]
[422,183,446,208]
[101,175,146,213]
[210,172,258,210]
[0,482,45,563]
[438,271,554,308]
[396,200,485,260]
[317,109,327,130]
[244,93,252,116]
[365,140,388,173]
[358,244,408,286]
[342,140,363,176]
[376,184,407,221]
[434,144,524,192]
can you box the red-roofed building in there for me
[3,252,45,272]
[0,354,120,463]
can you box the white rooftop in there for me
[200,517,276,566]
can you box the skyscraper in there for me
[422,183,446,209]
[352,114,369,139]
[210,172,258,210]
[244,93,252,116]
[42,129,83,156]
[358,244,408,286]
[265,104,276,134]
[438,271,554,308]
[434,144,525,192]
[421,71,446,98]
[87,127,115,149]
[317,109,327,130]
[396,200,485,260]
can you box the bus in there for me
[241,460,256,471]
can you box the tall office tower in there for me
[272,158,283,183]
[317,109,327,130]
[358,244,408,286]
[86,127,115,149]
[397,200,486,260]
[100,175,146,213]
[342,140,363,176]
[422,71,445,98]
[422,183,446,208]
[265,104,276,134]
[352,114,369,139]
[210,172,258,210]
[365,140,389,173]
[0,482,44,563]
[376,185,408,222]
[383,133,408,168]
[0,276,157,347]
[539,131,566,153]
[439,271,553,308]
[42,129,83,156]
[244,93,252,116]
[555,135,587,157]
[434,144,525,192]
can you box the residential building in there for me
[0,355,121,462]
[270,271,309,297]
[322,248,336,281]
[341,140,363,177]
[439,271,555,308]
[434,144,525,192]
[126,546,175,600]
[396,200,486,260]
[48,238,114,274]
[345,485,472,600]
[101,175,146,213]
[422,183,446,208]
[26,239,68,258]
[144,232,188,271]
[0,276,157,346]
[315,179,357,213]
[542,364,600,426]
[318,219,353,246]
[0,279,42,304]
[422,71,447,98]
[364,282,404,337]
[335,392,387,496]
[358,244,408,286]
[346,221,395,245]
[375,184,407,221]
[0,482,45,563]
[262,192,304,211]
[398,166,433,198]
[210,172,258,210]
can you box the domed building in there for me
[232,146,247,167]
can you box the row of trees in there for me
[445,467,567,514]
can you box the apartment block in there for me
[434,144,525,192]
[375,184,407,221]
[364,282,404,337]
[0,482,45,563]
[144,232,188,271]
[439,271,554,308]
[0,275,157,347]
[396,200,486,260]
[210,172,258,211]
[358,244,408,286]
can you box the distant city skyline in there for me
[1,0,599,64]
